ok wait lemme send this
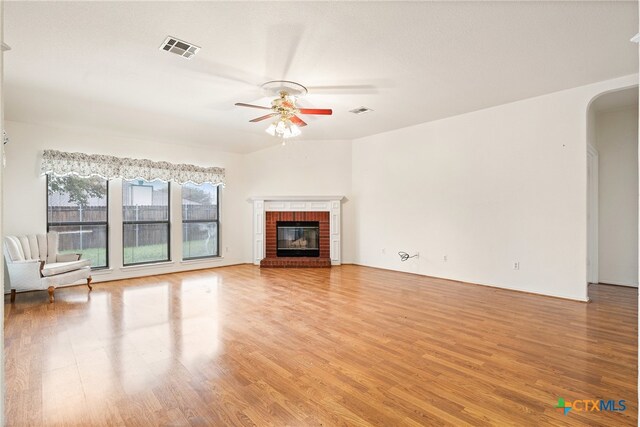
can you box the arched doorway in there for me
[586,86,639,295]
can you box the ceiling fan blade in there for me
[291,116,307,127]
[265,24,304,80]
[182,57,266,88]
[307,85,378,95]
[235,102,271,110]
[299,108,333,115]
[249,113,278,123]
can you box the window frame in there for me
[182,184,220,261]
[122,180,171,266]
[46,174,110,270]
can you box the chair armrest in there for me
[56,253,81,262]
[6,259,45,291]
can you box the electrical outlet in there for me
[444,255,448,262]
[514,262,520,270]
[382,248,386,255]
[225,246,229,253]
[415,252,420,258]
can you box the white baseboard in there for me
[598,279,639,288]
[350,262,590,302]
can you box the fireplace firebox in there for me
[276,221,320,257]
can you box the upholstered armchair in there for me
[4,231,92,303]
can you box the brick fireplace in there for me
[260,211,331,268]
[251,196,343,267]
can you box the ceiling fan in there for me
[235,81,332,139]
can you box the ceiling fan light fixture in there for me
[265,123,277,137]
[289,124,302,138]
[237,82,331,139]
[266,119,301,139]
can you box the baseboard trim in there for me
[5,262,592,303]
[4,261,253,295]
[86,261,250,285]
[598,280,639,288]
[343,262,590,303]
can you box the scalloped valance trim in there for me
[41,150,225,186]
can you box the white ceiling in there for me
[4,1,638,153]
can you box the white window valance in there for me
[41,150,225,186]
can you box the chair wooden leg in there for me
[87,276,93,291]
[10,289,16,303]
[48,286,55,303]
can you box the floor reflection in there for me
[8,273,226,421]
[4,267,638,426]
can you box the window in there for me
[47,174,108,268]
[123,179,170,265]
[182,183,219,259]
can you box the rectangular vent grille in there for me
[349,106,374,115]
[160,36,200,59]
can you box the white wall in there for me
[4,74,637,301]
[243,139,354,263]
[596,106,639,286]
[2,121,357,290]
[352,75,637,301]
[3,120,249,286]
[1,2,6,422]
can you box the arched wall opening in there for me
[586,85,639,297]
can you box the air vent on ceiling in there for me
[349,106,374,115]
[160,36,200,59]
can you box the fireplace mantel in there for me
[249,196,345,202]
[250,196,344,266]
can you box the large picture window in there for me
[182,183,219,259]
[47,174,109,268]
[123,179,170,265]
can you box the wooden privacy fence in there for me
[50,205,217,251]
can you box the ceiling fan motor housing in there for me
[271,91,298,120]
[235,81,333,135]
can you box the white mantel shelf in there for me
[250,196,344,266]
[249,196,345,202]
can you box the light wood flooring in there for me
[4,265,638,426]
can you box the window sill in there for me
[120,261,175,271]
[180,256,225,265]
[91,268,113,275]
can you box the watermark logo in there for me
[555,398,626,416]
[555,398,572,415]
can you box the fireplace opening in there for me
[277,221,320,257]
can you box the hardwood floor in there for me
[4,265,638,426]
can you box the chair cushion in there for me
[36,234,48,261]
[47,232,59,264]
[56,253,81,262]
[5,236,25,261]
[42,266,91,287]
[28,235,39,259]
[41,259,91,277]
[18,236,31,259]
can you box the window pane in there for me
[123,179,169,222]
[123,223,169,264]
[182,183,218,221]
[49,224,108,268]
[183,222,218,259]
[48,175,107,223]
[182,183,218,260]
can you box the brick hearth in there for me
[261,211,331,268]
